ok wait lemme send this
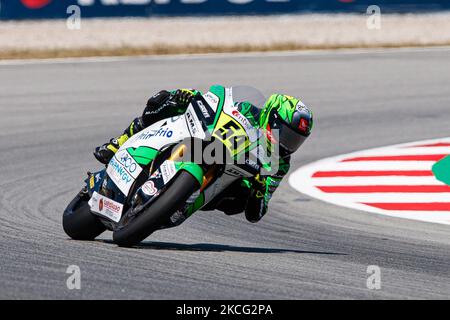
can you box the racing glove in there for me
[172,89,197,107]
[245,174,271,223]
[142,89,198,127]
[244,157,291,223]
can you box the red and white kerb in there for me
[289,138,450,225]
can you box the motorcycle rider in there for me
[94,86,313,225]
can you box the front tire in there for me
[113,171,200,247]
[63,191,106,240]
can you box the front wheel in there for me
[113,171,200,247]
[63,190,106,240]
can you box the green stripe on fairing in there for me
[128,146,204,184]
[209,85,225,129]
[127,146,158,166]
[432,155,450,186]
[234,140,259,161]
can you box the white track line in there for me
[1,46,450,66]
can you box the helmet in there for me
[260,94,313,155]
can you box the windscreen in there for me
[230,86,266,109]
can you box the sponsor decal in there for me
[88,192,123,223]
[89,175,95,189]
[160,160,177,184]
[186,111,197,135]
[119,152,138,174]
[78,0,298,7]
[72,0,358,8]
[197,100,211,119]
[295,101,307,111]
[141,180,158,196]
[299,118,309,132]
[225,167,241,177]
[10,0,446,22]
[203,92,219,111]
[245,158,260,171]
[225,166,249,177]
[137,127,173,140]
[108,157,132,185]
[103,199,121,215]
[117,150,142,178]
[185,110,204,138]
[231,109,253,131]
[106,150,142,195]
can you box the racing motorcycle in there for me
[63,85,275,247]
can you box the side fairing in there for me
[123,116,192,151]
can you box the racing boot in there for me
[94,117,144,164]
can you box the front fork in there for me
[129,143,219,227]
[157,144,222,228]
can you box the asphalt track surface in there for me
[0,48,449,299]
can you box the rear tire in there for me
[113,171,200,247]
[63,192,106,240]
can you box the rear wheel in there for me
[113,171,200,247]
[63,191,106,240]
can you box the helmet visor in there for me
[272,117,308,154]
